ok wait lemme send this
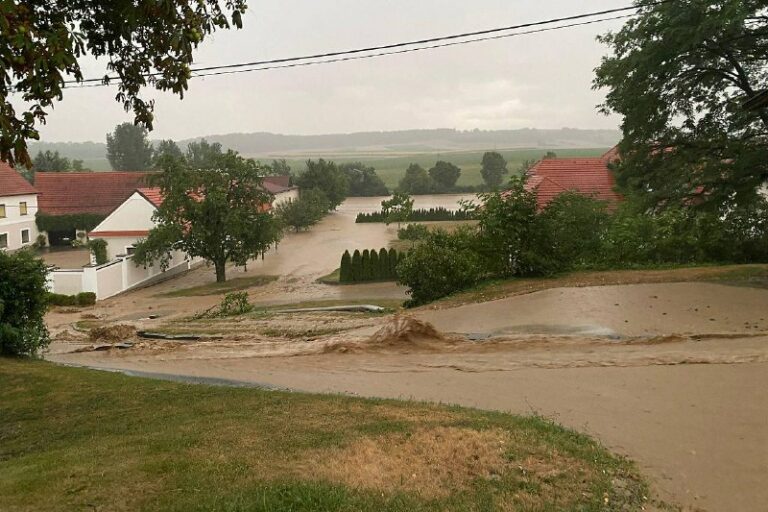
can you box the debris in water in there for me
[88,324,136,343]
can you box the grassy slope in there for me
[424,264,768,310]
[267,148,608,189]
[0,360,649,512]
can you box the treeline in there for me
[396,178,768,306]
[356,207,476,223]
[338,248,405,283]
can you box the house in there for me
[261,175,299,207]
[0,161,39,251]
[524,150,623,209]
[88,188,163,260]
[35,171,151,245]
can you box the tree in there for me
[388,248,399,277]
[543,151,557,159]
[71,159,88,171]
[398,163,434,194]
[361,249,371,280]
[133,152,282,283]
[186,139,224,169]
[338,162,389,196]
[480,152,508,188]
[269,159,292,176]
[274,188,330,232]
[1,1,247,168]
[378,248,389,279]
[153,140,184,166]
[0,250,50,357]
[296,159,349,210]
[106,123,153,171]
[381,192,414,228]
[594,0,768,209]
[351,250,363,282]
[370,249,380,280]
[470,177,551,277]
[32,150,70,172]
[339,250,353,283]
[428,161,461,191]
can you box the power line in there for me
[187,14,633,80]
[63,2,666,88]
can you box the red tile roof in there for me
[136,187,163,207]
[36,172,152,215]
[261,175,295,195]
[525,157,622,209]
[0,161,37,197]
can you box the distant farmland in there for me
[267,147,609,189]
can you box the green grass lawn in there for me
[274,148,608,189]
[0,360,649,511]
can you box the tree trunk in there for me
[215,261,226,283]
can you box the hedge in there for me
[46,292,96,307]
[36,213,106,233]
[356,207,476,223]
[339,247,403,283]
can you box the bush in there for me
[88,238,108,265]
[47,293,77,306]
[397,229,484,306]
[388,248,398,277]
[370,249,380,279]
[339,250,352,283]
[351,250,362,282]
[356,207,476,223]
[0,250,50,356]
[378,248,389,278]
[398,223,430,241]
[361,249,371,280]
[217,292,253,317]
[76,292,97,306]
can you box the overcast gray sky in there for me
[36,0,628,142]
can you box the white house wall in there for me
[89,191,157,259]
[0,193,39,251]
[272,188,299,208]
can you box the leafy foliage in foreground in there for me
[1,0,247,167]
[0,250,49,356]
[594,0,768,210]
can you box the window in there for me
[0,204,5,218]
[21,229,30,244]
[0,233,7,249]
[19,202,27,215]
[126,245,136,255]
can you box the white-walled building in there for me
[88,188,161,260]
[262,176,299,207]
[0,162,39,251]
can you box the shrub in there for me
[388,248,398,277]
[47,293,77,306]
[361,249,371,280]
[378,248,389,278]
[398,223,430,241]
[339,250,353,283]
[356,207,476,223]
[217,292,253,317]
[87,238,109,265]
[351,250,362,282]
[76,292,97,306]
[397,230,484,306]
[0,250,50,356]
[370,249,380,279]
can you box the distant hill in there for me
[31,128,620,169]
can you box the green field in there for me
[59,148,610,189]
[0,360,649,511]
[265,148,609,189]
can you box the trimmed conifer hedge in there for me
[355,207,475,223]
[338,247,403,283]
